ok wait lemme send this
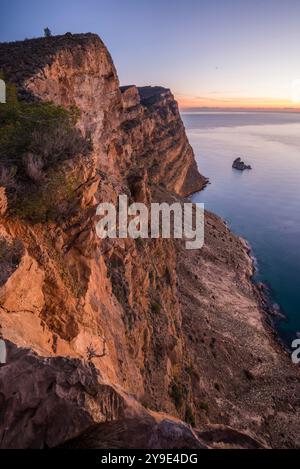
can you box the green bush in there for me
[151,301,162,314]
[0,74,92,222]
[198,401,209,411]
[0,77,79,163]
[12,169,78,223]
[135,236,144,248]
[169,379,185,410]
[185,405,196,427]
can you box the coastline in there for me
[240,236,291,352]
[188,166,291,354]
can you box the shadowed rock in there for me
[233,157,252,170]
[0,342,206,449]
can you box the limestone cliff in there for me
[0,34,299,449]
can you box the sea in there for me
[182,111,300,346]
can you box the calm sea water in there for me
[182,112,300,345]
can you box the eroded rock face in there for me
[0,187,7,217]
[0,33,299,449]
[120,85,208,196]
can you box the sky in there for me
[1,0,300,110]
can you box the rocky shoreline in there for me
[239,237,289,341]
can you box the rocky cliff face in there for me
[120,84,207,196]
[0,34,299,449]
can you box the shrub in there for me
[169,379,185,410]
[0,237,24,286]
[29,124,91,169]
[23,153,45,183]
[0,75,92,222]
[135,236,144,248]
[185,365,195,377]
[151,301,162,314]
[12,169,78,223]
[0,81,86,168]
[185,405,196,427]
[198,401,209,411]
[44,27,52,38]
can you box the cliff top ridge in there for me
[0,33,107,94]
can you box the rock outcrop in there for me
[120,85,208,196]
[0,34,299,449]
[232,157,252,171]
[1,341,207,449]
[0,187,7,217]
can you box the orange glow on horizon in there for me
[176,94,300,111]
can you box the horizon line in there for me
[179,106,300,113]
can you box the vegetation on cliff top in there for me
[0,74,92,222]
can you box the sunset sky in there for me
[1,0,300,110]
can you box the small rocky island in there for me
[232,157,252,170]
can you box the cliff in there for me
[0,34,299,449]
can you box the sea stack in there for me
[233,157,252,170]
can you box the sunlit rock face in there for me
[0,187,7,217]
[120,85,208,197]
[0,34,299,449]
